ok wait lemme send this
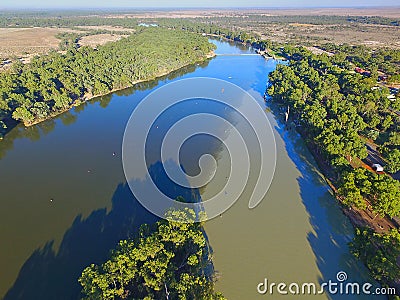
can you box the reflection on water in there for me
[0,58,211,161]
[4,160,201,300]
[0,39,382,300]
[0,56,209,298]
[4,182,156,300]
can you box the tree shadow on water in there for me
[4,182,157,300]
[5,160,207,300]
[273,122,381,299]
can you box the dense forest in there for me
[267,43,400,289]
[79,208,225,300]
[0,13,140,28]
[267,45,400,211]
[0,27,215,136]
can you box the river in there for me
[0,39,383,299]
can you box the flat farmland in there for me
[0,27,79,60]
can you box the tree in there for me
[350,228,400,283]
[385,149,400,174]
[1,27,215,131]
[30,101,50,119]
[266,28,400,289]
[12,106,34,124]
[370,175,400,218]
[302,100,326,129]
[338,169,368,209]
[388,74,400,84]
[79,208,225,300]
[364,129,379,141]
[381,115,393,131]
[387,131,400,147]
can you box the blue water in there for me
[0,39,385,300]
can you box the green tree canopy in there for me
[350,228,400,284]
[79,208,225,300]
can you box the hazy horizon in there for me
[1,0,399,9]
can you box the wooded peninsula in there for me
[0,27,215,136]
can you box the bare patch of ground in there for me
[289,23,318,27]
[1,8,399,69]
[0,29,129,71]
[75,25,136,33]
[77,33,128,48]
[305,46,334,56]
[0,27,80,60]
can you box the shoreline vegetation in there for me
[0,12,399,297]
[79,208,225,299]
[170,19,399,292]
[21,50,216,128]
[282,120,400,293]
[0,27,216,138]
[266,45,400,293]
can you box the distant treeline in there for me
[0,16,138,28]
[196,15,400,26]
[347,16,399,26]
[203,14,400,26]
[0,12,398,28]
[0,27,215,135]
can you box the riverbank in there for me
[297,127,400,295]
[0,37,380,300]
[295,125,398,234]
[270,103,399,234]
[5,51,216,130]
[206,33,286,62]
